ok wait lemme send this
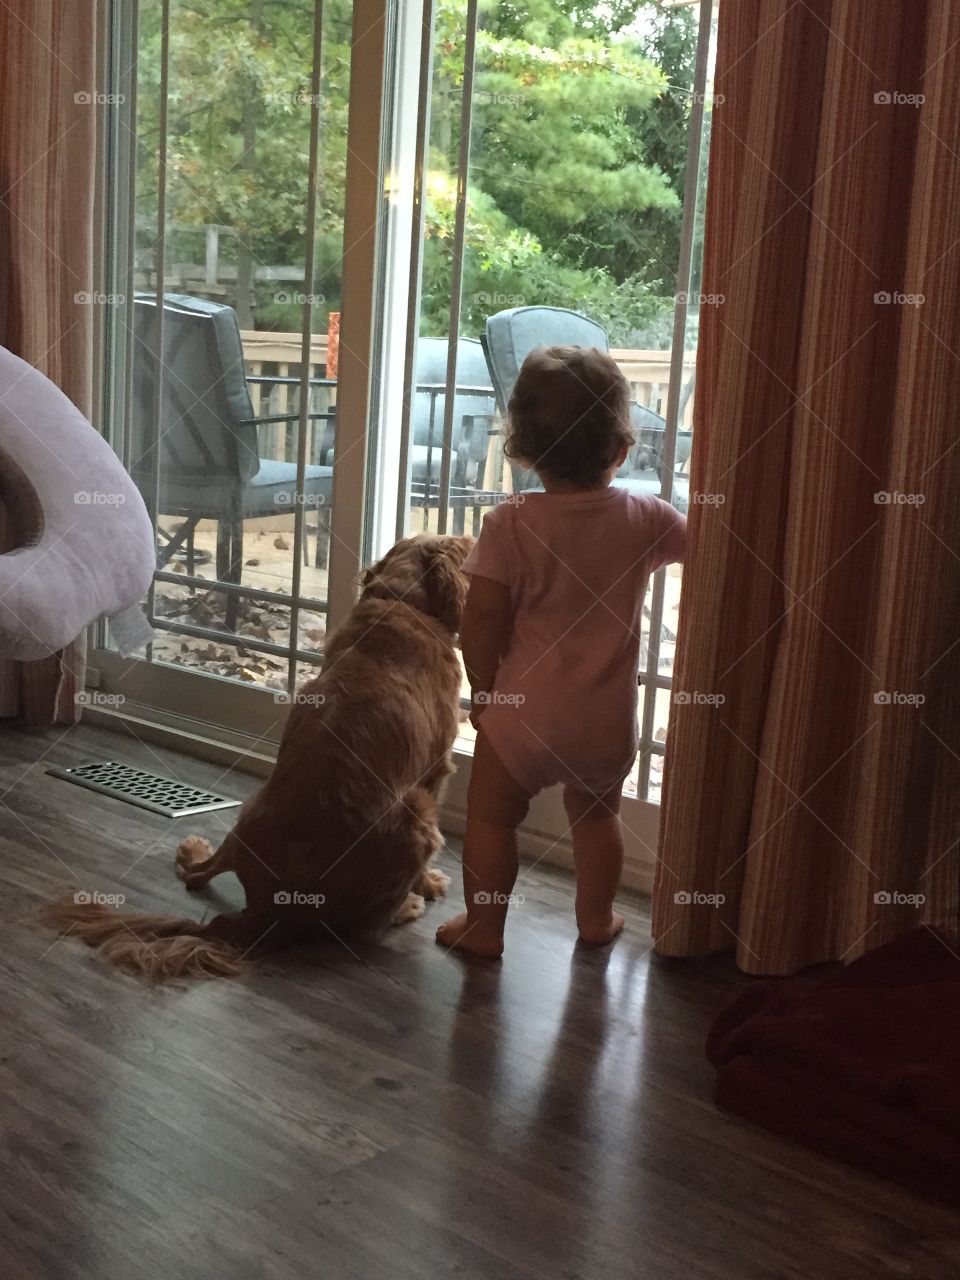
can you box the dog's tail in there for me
[37,898,260,981]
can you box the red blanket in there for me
[706,928,960,1204]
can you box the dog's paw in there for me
[175,835,213,882]
[392,892,426,926]
[418,867,451,901]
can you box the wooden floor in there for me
[1,724,958,1280]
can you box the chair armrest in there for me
[246,375,337,389]
[241,410,338,467]
[459,412,498,465]
[631,425,695,480]
[629,420,665,473]
[240,411,336,426]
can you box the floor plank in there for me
[0,723,957,1279]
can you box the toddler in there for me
[436,345,686,959]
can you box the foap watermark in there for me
[273,690,326,707]
[274,890,326,907]
[874,490,925,506]
[74,889,126,906]
[668,86,725,108]
[74,90,125,106]
[874,690,925,707]
[274,491,327,507]
[475,90,525,108]
[274,290,326,306]
[74,690,126,709]
[676,290,725,308]
[450,488,527,509]
[473,891,525,906]
[474,691,525,707]
[75,490,126,506]
[874,90,925,108]
[488,492,526,508]
[265,90,322,107]
[874,890,925,906]
[874,290,924,307]
[690,491,725,506]
[474,291,525,307]
[673,890,725,906]
[74,291,125,306]
[673,690,725,707]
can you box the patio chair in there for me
[131,293,334,631]
[408,336,497,534]
[481,305,693,511]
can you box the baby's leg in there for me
[436,730,531,959]
[563,782,625,946]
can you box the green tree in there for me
[136,0,350,328]
[424,0,700,343]
[134,0,701,347]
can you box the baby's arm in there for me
[460,573,513,727]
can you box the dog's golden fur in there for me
[40,534,473,980]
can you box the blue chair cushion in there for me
[158,458,333,520]
[483,306,609,413]
[413,337,495,450]
[410,443,451,484]
[133,293,262,486]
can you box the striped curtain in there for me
[653,0,960,975]
[0,1,100,722]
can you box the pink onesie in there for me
[462,487,687,796]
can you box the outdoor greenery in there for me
[136,0,702,346]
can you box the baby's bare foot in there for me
[577,911,625,947]
[435,911,504,959]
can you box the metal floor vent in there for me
[47,761,242,818]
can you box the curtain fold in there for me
[0,1,100,722]
[653,0,960,975]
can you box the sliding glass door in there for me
[361,0,720,864]
[94,0,719,871]
[95,0,410,739]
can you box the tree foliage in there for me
[135,0,701,346]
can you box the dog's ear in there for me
[422,539,469,634]
[360,538,410,596]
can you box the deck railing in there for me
[240,329,697,474]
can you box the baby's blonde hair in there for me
[505,345,634,486]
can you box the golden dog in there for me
[41,534,472,979]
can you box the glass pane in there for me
[640,562,683,679]
[454,654,477,752]
[649,686,672,803]
[638,10,720,798]
[120,0,348,690]
[623,685,670,804]
[401,1,713,537]
[398,1,717,806]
